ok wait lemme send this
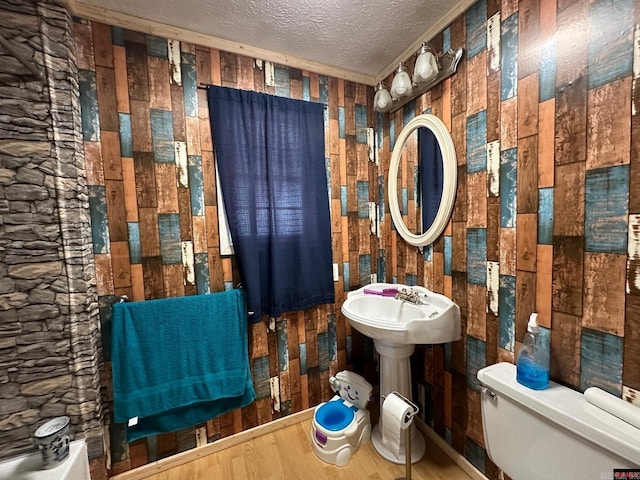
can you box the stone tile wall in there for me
[0,0,104,465]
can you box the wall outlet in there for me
[333,263,339,281]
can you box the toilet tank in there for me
[478,362,640,480]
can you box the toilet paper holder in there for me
[384,391,419,424]
[383,392,419,480]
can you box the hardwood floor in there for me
[142,419,474,480]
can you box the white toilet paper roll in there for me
[380,393,413,460]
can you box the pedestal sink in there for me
[341,283,461,465]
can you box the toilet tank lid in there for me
[478,362,640,466]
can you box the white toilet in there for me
[478,362,640,479]
[311,370,373,467]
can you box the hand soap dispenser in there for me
[516,313,549,390]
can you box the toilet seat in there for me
[311,371,373,467]
[314,401,356,431]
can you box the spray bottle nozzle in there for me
[527,313,539,334]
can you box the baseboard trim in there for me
[110,409,488,480]
[415,419,488,480]
[111,409,314,480]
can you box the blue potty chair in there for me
[311,371,373,466]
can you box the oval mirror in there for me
[388,114,457,247]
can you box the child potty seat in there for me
[314,401,357,431]
[311,370,372,466]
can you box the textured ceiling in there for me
[75,0,474,83]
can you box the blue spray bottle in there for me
[516,313,549,390]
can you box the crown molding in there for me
[64,1,377,86]
[59,0,477,86]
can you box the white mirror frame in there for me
[388,114,457,247]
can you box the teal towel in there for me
[111,290,256,441]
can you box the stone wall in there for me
[0,0,104,463]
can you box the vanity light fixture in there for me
[373,82,393,113]
[373,45,464,114]
[389,63,412,100]
[413,42,439,84]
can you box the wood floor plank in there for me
[136,418,474,480]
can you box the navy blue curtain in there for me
[419,127,444,231]
[207,86,334,322]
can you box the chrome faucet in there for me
[394,288,426,305]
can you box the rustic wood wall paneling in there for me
[376,0,637,475]
[79,20,379,473]
[75,0,640,475]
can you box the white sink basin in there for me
[341,283,461,345]
[341,283,461,465]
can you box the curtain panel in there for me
[207,86,335,322]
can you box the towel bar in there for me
[233,284,254,316]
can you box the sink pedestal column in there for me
[371,339,425,464]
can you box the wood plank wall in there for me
[74,0,640,477]
[378,0,640,477]
[74,20,378,476]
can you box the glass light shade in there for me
[374,82,393,112]
[390,63,412,99]
[413,43,439,84]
